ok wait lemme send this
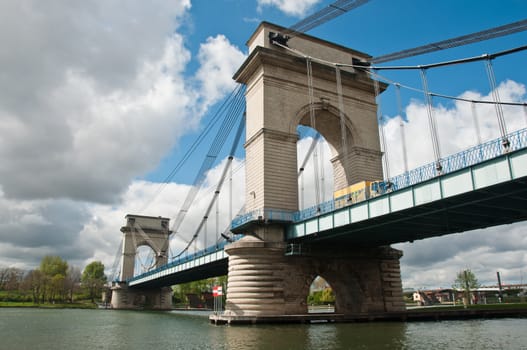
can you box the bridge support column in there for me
[111,283,172,310]
[222,230,404,322]
[284,245,405,315]
[110,214,173,310]
[223,227,287,317]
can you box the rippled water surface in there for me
[0,308,526,349]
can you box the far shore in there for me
[0,301,97,309]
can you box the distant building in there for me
[409,284,527,306]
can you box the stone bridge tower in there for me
[222,22,404,321]
[111,214,173,309]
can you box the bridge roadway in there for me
[128,129,527,289]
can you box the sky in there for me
[1,0,526,289]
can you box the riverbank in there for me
[211,303,527,324]
[0,301,97,309]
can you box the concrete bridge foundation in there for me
[111,283,173,310]
[221,226,404,321]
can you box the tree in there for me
[40,256,68,277]
[0,267,24,291]
[40,255,68,303]
[453,269,480,290]
[82,261,107,302]
[320,287,336,304]
[22,269,44,303]
[172,276,227,306]
[50,274,66,302]
[453,269,480,306]
[65,266,81,303]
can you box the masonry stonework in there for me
[222,22,404,321]
[110,215,173,310]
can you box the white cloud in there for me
[195,35,247,108]
[395,221,527,289]
[0,192,92,269]
[257,0,321,17]
[0,1,195,203]
[0,1,248,273]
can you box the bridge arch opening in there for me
[297,125,335,210]
[294,101,359,209]
[307,275,335,313]
[134,244,156,277]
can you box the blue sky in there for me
[0,0,526,289]
[147,0,527,185]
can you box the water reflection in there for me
[1,309,526,350]
[221,321,408,350]
[224,324,310,350]
[315,322,407,349]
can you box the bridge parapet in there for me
[127,240,233,287]
[231,208,294,232]
[391,126,527,190]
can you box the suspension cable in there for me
[172,111,245,259]
[274,40,527,108]
[319,140,326,201]
[228,158,233,240]
[373,73,390,180]
[284,0,371,37]
[335,66,351,185]
[484,58,509,149]
[306,57,322,206]
[372,45,527,70]
[299,167,305,209]
[419,68,443,173]
[109,237,123,282]
[203,215,208,251]
[395,84,409,174]
[298,133,321,176]
[170,86,245,237]
[471,101,483,146]
[372,19,527,63]
[137,84,244,214]
[274,36,525,177]
[216,190,220,248]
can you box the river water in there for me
[1,308,526,349]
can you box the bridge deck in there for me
[128,134,527,288]
[127,245,228,289]
[288,148,527,246]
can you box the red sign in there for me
[212,286,223,297]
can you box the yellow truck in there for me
[333,180,386,209]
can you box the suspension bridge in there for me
[108,1,527,322]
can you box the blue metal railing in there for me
[390,128,526,190]
[293,198,335,221]
[231,208,295,229]
[127,239,235,284]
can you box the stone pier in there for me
[212,22,404,323]
[110,214,173,310]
